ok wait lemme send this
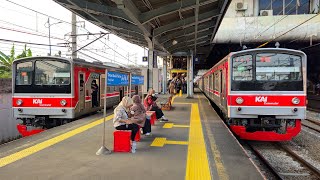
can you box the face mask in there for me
[152,94,155,96]
[130,111,135,115]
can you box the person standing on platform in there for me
[113,96,139,153]
[91,80,99,107]
[131,95,151,136]
[169,81,175,96]
[144,89,169,122]
[182,78,187,94]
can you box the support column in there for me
[148,49,154,90]
[147,38,155,91]
[71,13,77,59]
[187,51,194,98]
[162,56,167,94]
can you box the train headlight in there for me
[60,100,67,106]
[16,99,23,106]
[236,97,244,104]
[292,97,300,105]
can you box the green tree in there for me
[0,44,32,78]
[16,45,32,59]
[0,47,14,72]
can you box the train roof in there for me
[12,56,141,75]
[202,47,306,78]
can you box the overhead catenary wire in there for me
[254,1,310,40]
[257,13,320,48]
[2,0,140,65]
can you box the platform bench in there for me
[160,96,172,111]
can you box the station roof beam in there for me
[53,0,231,57]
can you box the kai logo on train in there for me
[255,96,279,105]
[33,99,43,104]
[255,96,267,103]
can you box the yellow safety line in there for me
[0,115,114,168]
[185,103,211,180]
[198,95,229,180]
[166,140,188,145]
[163,123,174,128]
[163,123,190,128]
[150,137,188,147]
[174,125,190,128]
[150,137,167,147]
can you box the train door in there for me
[220,69,226,108]
[100,74,105,107]
[119,87,124,101]
[91,73,100,108]
[79,73,85,112]
[135,85,138,95]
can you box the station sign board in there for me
[107,71,129,86]
[131,75,144,85]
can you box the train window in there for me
[16,61,33,85]
[232,55,253,81]
[35,60,71,85]
[256,53,302,81]
[259,0,310,15]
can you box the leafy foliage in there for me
[0,44,32,77]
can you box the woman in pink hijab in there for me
[131,95,151,136]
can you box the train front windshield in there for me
[231,53,303,91]
[15,59,71,93]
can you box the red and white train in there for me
[198,48,306,141]
[12,56,143,137]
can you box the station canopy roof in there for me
[54,0,231,57]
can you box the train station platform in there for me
[0,90,264,180]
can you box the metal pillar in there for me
[71,13,77,59]
[129,72,132,97]
[187,52,194,98]
[162,56,167,94]
[96,69,111,155]
[148,49,154,90]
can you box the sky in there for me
[0,0,148,66]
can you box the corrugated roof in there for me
[53,0,231,58]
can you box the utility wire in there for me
[3,0,138,65]
[257,13,320,48]
[0,26,65,41]
[0,38,67,47]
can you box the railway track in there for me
[302,119,320,133]
[247,142,320,180]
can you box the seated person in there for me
[131,95,151,136]
[144,89,168,122]
[113,96,139,153]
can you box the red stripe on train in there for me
[12,97,73,108]
[228,95,306,106]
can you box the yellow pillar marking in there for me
[163,123,174,128]
[0,115,114,168]
[174,125,190,128]
[179,90,182,97]
[185,103,211,180]
[198,95,229,180]
[171,95,178,104]
[166,140,188,145]
[163,123,190,128]
[150,137,188,147]
[150,137,166,147]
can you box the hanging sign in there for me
[131,75,144,85]
[107,71,129,86]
